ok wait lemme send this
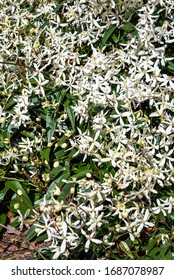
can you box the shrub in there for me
[0,0,174,259]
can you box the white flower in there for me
[156,149,174,167]
[116,220,135,241]
[111,104,131,126]
[34,213,56,241]
[51,246,61,259]
[162,197,174,214]
[157,74,174,90]
[51,221,79,254]
[17,209,30,230]
[86,212,104,232]
[11,106,30,128]
[60,222,68,254]
[152,199,167,216]
[133,209,154,234]
[157,234,170,245]
[81,229,102,253]
[18,137,34,153]
[80,199,103,216]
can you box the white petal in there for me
[91,238,102,244]
[60,239,66,254]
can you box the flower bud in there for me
[53,161,59,168]
[14,203,19,209]
[17,190,23,196]
[70,187,75,194]
[61,143,67,149]
[0,117,5,124]
[3,138,9,144]
[22,155,28,162]
[35,228,42,233]
[47,142,53,147]
[86,172,92,178]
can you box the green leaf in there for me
[73,169,92,179]
[163,251,173,260]
[67,148,78,159]
[23,225,37,244]
[65,100,75,130]
[167,61,174,74]
[169,212,174,220]
[40,19,49,30]
[119,241,134,259]
[3,96,16,111]
[46,115,56,143]
[46,172,70,199]
[20,131,35,139]
[0,213,6,232]
[146,237,157,254]
[62,183,74,197]
[111,33,119,43]
[123,9,136,20]
[5,180,33,208]
[47,118,56,143]
[29,78,39,87]
[50,166,66,178]
[40,147,51,161]
[56,135,68,147]
[158,243,172,260]
[9,195,29,216]
[121,22,138,36]
[55,149,66,159]
[35,233,48,242]
[0,185,9,202]
[148,247,160,259]
[55,0,66,13]
[102,25,117,45]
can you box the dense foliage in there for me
[0,0,174,259]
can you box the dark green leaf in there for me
[54,0,65,12]
[3,96,16,111]
[23,225,37,244]
[123,9,136,20]
[50,166,66,178]
[146,237,157,254]
[0,185,9,202]
[40,147,51,161]
[148,247,160,259]
[119,241,134,259]
[46,172,70,199]
[73,169,92,179]
[121,22,138,36]
[20,131,35,139]
[65,101,75,130]
[56,135,68,146]
[55,149,66,159]
[0,213,6,232]
[5,180,33,208]
[167,61,174,74]
[102,25,117,45]
[35,233,48,242]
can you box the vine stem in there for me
[0,223,21,235]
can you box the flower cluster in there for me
[0,0,174,259]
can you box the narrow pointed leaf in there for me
[120,241,134,259]
[102,25,117,45]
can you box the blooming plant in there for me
[0,0,174,259]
